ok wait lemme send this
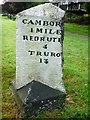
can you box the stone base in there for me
[12,80,66,117]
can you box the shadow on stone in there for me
[12,80,66,117]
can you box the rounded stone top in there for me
[17,3,65,19]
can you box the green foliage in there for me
[2,2,43,14]
[2,16,88,119]
[85,2,90,13]
[66,9,87,16]
[65,12,89,25]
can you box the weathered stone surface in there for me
[17,3,65,19]
[16,3,66,94]
[12,80,66,117]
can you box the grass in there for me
[64,23,88,36]
[2,16,88,119]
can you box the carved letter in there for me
[23,35,28,40]
[34,36,39,41]
[44,59,48,64]
[36,51,42,56]
[35,20,41,25]
[56,21,61,27]
[56,53,61,57]
[44,52,49,56]
[43,21,49,26]
[28,20,34,25]
[36,28,43,33]
[28,50,35,55]
[22,19,27,24]
[50,21,54,26]
[51,52,56,57]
